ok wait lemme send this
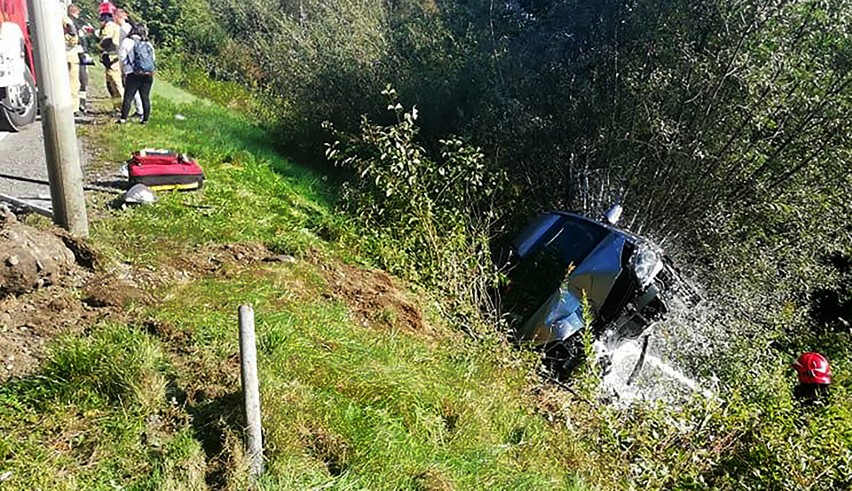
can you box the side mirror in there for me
[605,204,623,225]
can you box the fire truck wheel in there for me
[0,65,37,132]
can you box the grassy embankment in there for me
[0,77,588,489]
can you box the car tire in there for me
[0,65,38,132]
[542,337,586,379]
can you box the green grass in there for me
[83,79,336,263]
[0,77,589,490]
[149,270,582,490]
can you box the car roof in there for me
[548,211,670,251]
[549,211,634,240]
[510,210,665,262]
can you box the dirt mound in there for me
[0,209,77,297]
[0,211,134,382]
[320,261,428,334]
[0,284,101,381]
[0,267,152,382]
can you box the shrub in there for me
[326,86,505,315]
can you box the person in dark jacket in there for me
[117,24,155,124]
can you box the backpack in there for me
[132,40,156,74]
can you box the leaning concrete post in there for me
[25,0,89,237]
[238,305,264,477]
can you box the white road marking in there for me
[0,132,8,143]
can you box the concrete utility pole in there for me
[25,0,89,237]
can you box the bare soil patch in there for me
[0,209,77,297]
[0,209,92,381]
[0,210,151,382]
[0,277,145,382]
[317,260,429,335]
[0,285,96,381]
[163,241,292,280]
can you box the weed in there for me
[326,87,505,322]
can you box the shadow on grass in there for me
[184,389,245,489]
[89,178,129,191]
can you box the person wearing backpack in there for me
[115,8,143,119]
[117,24,155,124]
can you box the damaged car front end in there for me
[500,211,696,375]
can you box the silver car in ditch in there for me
[500,211,697,374]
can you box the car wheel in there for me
[542,337,586,379]
[0,65,38,132]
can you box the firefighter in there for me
[68,3,93,113]
[99,3,122,113]
[61,1,81,114]
[97,0,114,16]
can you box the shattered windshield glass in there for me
[504,214,610,323]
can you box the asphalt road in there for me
[0,124,53,212]
[1,62,114,214]
[0,111,96,214]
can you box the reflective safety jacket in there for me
[63,14,82,63]
[100,20,121,55]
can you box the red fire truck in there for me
[0,0,37,131]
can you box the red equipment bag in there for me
[127,149,204,191]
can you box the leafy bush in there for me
[326,86,505,313]
[99,0,852,485]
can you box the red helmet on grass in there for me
[792,352,832,385]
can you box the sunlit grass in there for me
[0,76,589,490]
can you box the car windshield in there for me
[505,214,610,322]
